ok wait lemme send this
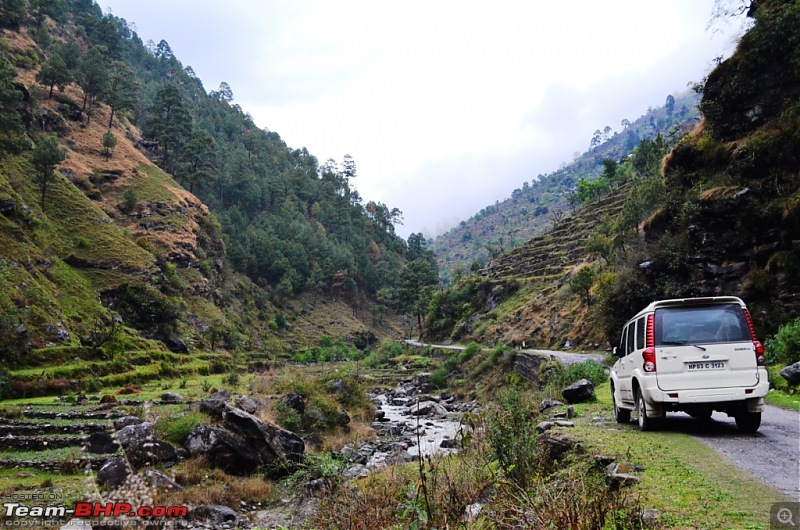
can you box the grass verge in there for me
[569,384,794,529]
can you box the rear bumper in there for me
[640,373,769,415]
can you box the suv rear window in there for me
[654,303,751,345]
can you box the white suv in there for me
[609,296,769,432]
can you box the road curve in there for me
[403,341,607,365]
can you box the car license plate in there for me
[686,361,726,371]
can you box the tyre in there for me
[612,385,630,424]
[636,389,656,431]
[735,412,761,433]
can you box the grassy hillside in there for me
[0,8,405,398]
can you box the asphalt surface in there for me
[649,404,800,499]
[403,341,607,365]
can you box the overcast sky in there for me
[97,1,745,239]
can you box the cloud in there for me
[98,0,746,240]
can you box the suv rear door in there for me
[654,303,758,391]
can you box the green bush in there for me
[121,188,138,212]
[155,412,209,444]
[489,345,507,365]
[458,342,481,364]
[542,359,607,390]
[765,317,800,366]
[363,340,405,367]
[274,401,302,432]
[486,386,541,488]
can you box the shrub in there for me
[765,317,800,366]
[542,359,607,390]
[458,342,481,363]
[155,412,209,444]
[486,386,541,488]
[274,401,302,432]
[121,188,138,212]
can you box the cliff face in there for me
[645,0,800,333]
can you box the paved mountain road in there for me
[658,405,800,499]
[403,341,606,365]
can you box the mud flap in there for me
[645,400,665,418]
[746,397,764,413]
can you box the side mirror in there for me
[612,346,620,358]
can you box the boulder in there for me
[561,379,595,404]
[280,392,306,414]
[191,505,237,525]
[184,423,261,476]
[114,416,143,430]
[116,422,154,448]
[235,395,260,414]
[405,400,447,417]
[327,378,351,396]
[336,408,351,426]
[538,433,581,462]
[163,335,189,354]
[160,392,184,403]
[199,390,230,418]
[780,361,800,385]
[343,465,369,480]
[222,406,305,471]
[536,421,555,433]
[539,398,564,412]
[440,438,459,449]
[85,432,119,454]
[126,440,177,468]
[604,462,644,489]
[142,470,183,492]
[97,456,131,488]
[413,372,431,387]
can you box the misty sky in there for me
[97,1,746,239]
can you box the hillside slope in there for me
[0,7,405,379]
[431,91,700,281]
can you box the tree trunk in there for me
[40,180,47,212]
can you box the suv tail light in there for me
[742,308,766,366]
[643,314,656,372]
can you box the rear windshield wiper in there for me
[660,341,707,351]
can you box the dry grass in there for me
[157,457,276,508]
[319,419,375,453]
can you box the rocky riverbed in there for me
[334,372,478,477]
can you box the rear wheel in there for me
[612,385,630,424]
[735,412,761,433]
[636,389,656,431]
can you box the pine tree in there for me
[36,52,70,98]
[30,135,66,211]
